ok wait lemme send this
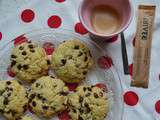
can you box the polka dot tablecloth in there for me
[0,0,160,120]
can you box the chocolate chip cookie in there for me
[68,85,109,120]
[51,39,94,83]
[0,80,28,120]
[28,76,69,118]
[10,42,50,83]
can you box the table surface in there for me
[0,0,160,120]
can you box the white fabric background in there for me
[0,0,160,120]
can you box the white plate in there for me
[0,29,123,120]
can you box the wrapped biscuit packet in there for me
[131,5,156,88]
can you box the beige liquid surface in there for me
[91,5,121,34]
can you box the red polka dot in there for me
[97,56,113,69]
[47,15,62,28]
[7,66,15,77]
[65,83,79,91]
[155,100,160,113]
[42,42,54,55]
[95,83,108,92]
[133,37,136,47]
[14,34,28,47]
[75,22,88,35]
[58,110,70,120]
[129,64,133,77]
[0,32,2,41]
[21,9,35,23]
[124,91,139,106]
[55,0,65,2]
[106,35,118,43]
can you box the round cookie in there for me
[28,76,69,118]
[10,42,50,83]
[0,80,28,120]
[68,85,109,120]
[51,39,94,83]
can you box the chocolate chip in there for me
[37,94,43,99]
[42,98,47,103]
[67,55,72,59]
[35,83,40,87]
[84,102,89,108]
[76,64,80,68]
[28,98,32,103]
[28,88,31,92]
[61,59,66,65]
[3,99,9,105]
[87,87,92,92]
[73,109,76,113]
[28,44,34,48]
[32,101,36,107]
[0,90,5,96]
[91,85,94,88]
[79,96,83,103]
[25,91,29,97]
[19,46,24,50]
[0,109,4,114]
[78,52,83,56]
[84,51,88,55]
[62,103,66,106]
[60,91,68,96]
[23,65,28,70]
[42,105,48,110]
[85,93,91,97]
[17,64,22,70]
[23,104,28,112]
[47,60,50,65]
[30,93,36,99]
[74,45,79,49]
[30,49,35,53]
[28,105,33,113]
[9,88,13,91]
[11,55,16,58]
[7,93,11,97]
[79,108,84,113]
[11,60,16,67]
[31,79,35,83]
[53,84,57,88]
[11,111,16,117]
[94,93,99,98]
[6,81,11,85]
[18,81,22,85]
[86,107,91,113]
[22,51,27,55]
[84,56,88,61]
[89,51,92,57]
[5,87,10,91]
[50,76,55,78]
[51,106,55,110]
[83,87,86,92]
[6,110,10,114]
[83,71,87,75]
[78,115,83,120]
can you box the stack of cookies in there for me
[0,39,109,120]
